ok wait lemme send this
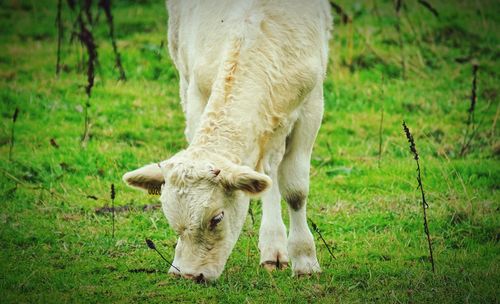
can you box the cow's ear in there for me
[221,165,272,195]
[123,163,164,195]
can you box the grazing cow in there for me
[123,0,332,281]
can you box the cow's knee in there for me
[288,236,321,276]
[284,190,307,211]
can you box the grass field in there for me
[0,0,499,303]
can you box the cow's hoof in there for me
[294,269,321,278]
[259,225,289,272]
[291,256,321,277]
[261,260,289,272]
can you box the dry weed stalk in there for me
[308,218,336,260]
[402,121,435,273]
[394,0,406,79]
[460,63,479,156]
[248,202,255,226]
[378,109,384,167]
[372,0,381,21]
[145,239,180,272]
[8,108,19,161]
[56,0,63,74]
[111,183,115,238]
[417,0,439,18]
[63,1,125,143]
[329,1,351,24]
[74,6,97,145]
[378,77,385,168]
[99,0,126,80]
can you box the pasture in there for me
[0,0,499,302]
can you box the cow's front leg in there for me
[286,198,321,276]
[280,150,321,276]
[278,93,323,276]
[258,169,288,271]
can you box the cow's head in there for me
[123,150,271,281]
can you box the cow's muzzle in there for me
[181,273,206,283]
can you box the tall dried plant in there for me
[403,121,435,273]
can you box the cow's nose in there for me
[182,273,205,283]
[181,273,193,279]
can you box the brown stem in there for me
[417,0,439,18]
[111,183,115,238]
[416,159,435,273]
[75,6,97,145]
[81,99,91,145]
[403,121,435,273]
[9,108,19,161]
[378,107,384,168]
[329,1,351,24]
[99,0,126,80]
[395,3,406,80]
[56,0,63,75]
[460,64,479,156]
[248,201,255,226]
[309,218,336,260]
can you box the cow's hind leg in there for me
[279,89,323,276]
[258,149,288,271]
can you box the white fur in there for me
[124,0,332,281]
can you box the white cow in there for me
[123,0,332,281]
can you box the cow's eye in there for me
[210,212,224,229]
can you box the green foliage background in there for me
[0,0,498,302]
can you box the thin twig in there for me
[461,115,486,157]
[0,167,27,186]
[83,0,93,25]
[378,109,384,167]
[378,77,385,168]
[460,63,479,156]
[111,183,115,238]
[248,202,255,226]
[325,141,334,157]
[0,168,65,200]
[395,0,402,12]
[402,8,425,68]
[99,0,126,80]
[395,0,406,80]
[402,121,435,273]
[490,103,499,140]
[81,98,91,145]
[417,0,439,18]
[308,218,336,260]
[75,7,97,145]
[56,0,63,75]
[329,1,351,24]
[9,108,19,161]
[353,22,429,79]
[372,0,381,21]
[468,64,479,125]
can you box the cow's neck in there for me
[189,88,270,170]
[189,38,275,171]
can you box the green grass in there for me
[1,0,499,303]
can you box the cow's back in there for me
[167,0,332,98]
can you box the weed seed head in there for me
[111,183,115,200]
[402,121,419,160]
[146,238,156,250]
